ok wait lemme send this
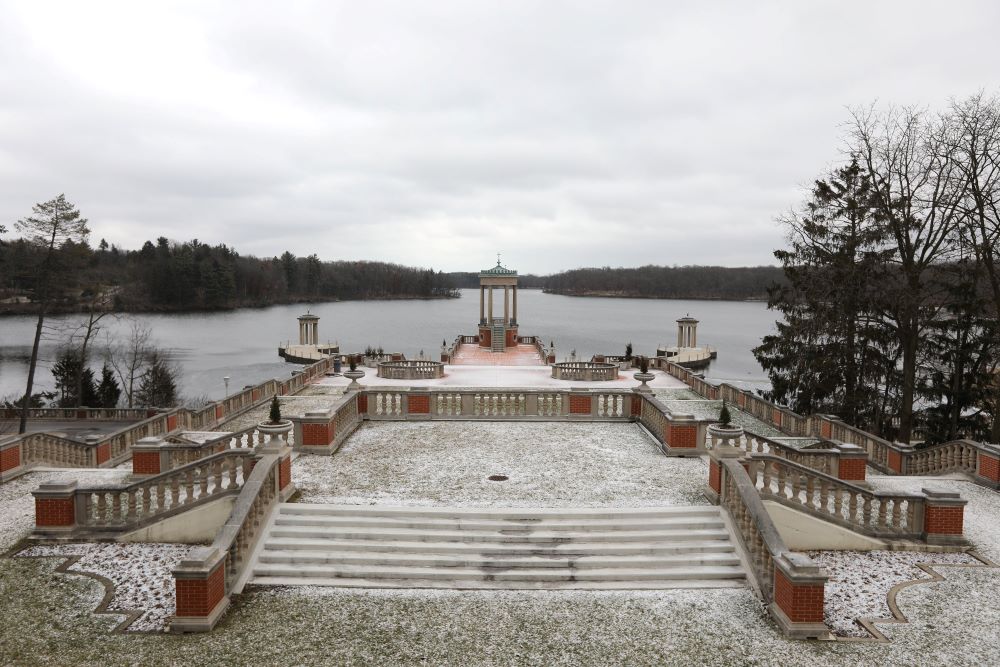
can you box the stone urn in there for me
[256,419,293,448]
[633,371,655,393]
[343,367,365,391]
[707,423,744,452]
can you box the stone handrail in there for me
[636,393,707,453]
[134,424,293,474]
[717,458,830,638]
[708,429,868,481]
[377,360,445,380]
[905,439,982,476]
[32,449,254,538]
[551,362,619,382]
[744,455,926,538]
[363,387,633,421]
[2,407,154,420]
[2,355,334,483]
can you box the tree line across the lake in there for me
[755,95,1000,446]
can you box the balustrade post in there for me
[132,437,167,476]
[770,553,830,639]
[32,481,79,535]
[291,408,338,455]
[171,547,229,633]
[921,488,968,545]
[975,445,1000,488]
[832,442,867,482]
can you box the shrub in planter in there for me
[268,396,282,424]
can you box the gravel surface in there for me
[293,421,710,507]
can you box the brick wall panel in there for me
[569,395,591,415]
[924,505,964,535]
[302,423,332,447]
[979,453,1000,482]
[132,451,161,475]
[408,395,431,414]
[837,458,866,481]
[35,497,75,527]
[0,446,20,473]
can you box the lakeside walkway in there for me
[451,343,545,366]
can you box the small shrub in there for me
[638,356,650,373]
[269,395,282,423]
[719,400,732,427]
[625,342,633,361]
[348,354,358,371]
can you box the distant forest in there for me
[0,233,785,315]
[0,236,456,313]
[541,266,785,300]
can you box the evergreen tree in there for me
[51,349,99,407]
[136,353,178,408]
[96,363,122,409]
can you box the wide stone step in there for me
[252,562,747,583]
[249,576,746,591]
[262,537,736,557]
[267,525,732,544]
[278,504,720,521]
[257,549,742,570]
[271,515,725,533]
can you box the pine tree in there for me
[97,363,122,409]
[136,353,178,408]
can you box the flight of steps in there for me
[491,324,505,352]
[250,504,746,590]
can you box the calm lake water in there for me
[0,289,777,401]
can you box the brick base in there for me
[773,567,824,624]
[924,504,964,535]
[837,458,866,481]
[302,422,333,447]
[357,393,368,414]
[979,453,999,483]
[888,449,903,473]
[132,450,161,475]
[569,395,591,415]
[666,423,698,448]
[175,561,226,617]
[279,455,291,490]
[409,394,430,414]
[0,446,20,473]
[35,497,75,527]
[708,460,721,494]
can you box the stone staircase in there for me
[491,324,506,352]
[250,504,746,590]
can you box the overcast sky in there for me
[1,1,998,273]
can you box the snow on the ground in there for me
[16,542,197,632]
[807,549,979,637]
[293,421,709,507]
[0,469,131,552]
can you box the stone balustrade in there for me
[708,430,869,482]
[1,355,335,484]
[743,454,966,543]
[361,387,640,423]
[717,458,830,639]
[32,450,254,538]
[377,360,446,380]
[2,407,155,420]
[550,361,619,381]
[291,393,363,454]
[172,451,290,632]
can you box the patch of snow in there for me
[807,549,978,637]
[293,421,709,507]
[17,542,197,632]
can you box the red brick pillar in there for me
[770,553,830,639]
[921,488,968,545]
[664,414,699,449]
[834,443,868,482]
[292,408,337,454]
[0,442,22,480]
[132,437,166,476]
[171,548,229,633]
[975,448,1000,487]
[32,481,78,534]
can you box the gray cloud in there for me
[1,0,998,273]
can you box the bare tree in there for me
[948,93,1000,440]
[15,195,89,433]
[848,105,965,443]
[106,321,152,408]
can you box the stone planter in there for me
[344,368,365,391]
[257,420,293,448]
[707,423,744,452]
[633,371,655,393]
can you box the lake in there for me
[0,289,778,401]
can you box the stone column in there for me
[479,286,485,324]
[512,285,517,324]
[488,287,494,323]
[677,324,683,347]
[504,285,509,324]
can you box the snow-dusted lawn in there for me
[16,542,197,632]
[293,421,709,507]
[807,550,980,637]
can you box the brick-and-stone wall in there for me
[773,568,824,624]
[175,561,226,618]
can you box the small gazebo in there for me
[477,257,518,351]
